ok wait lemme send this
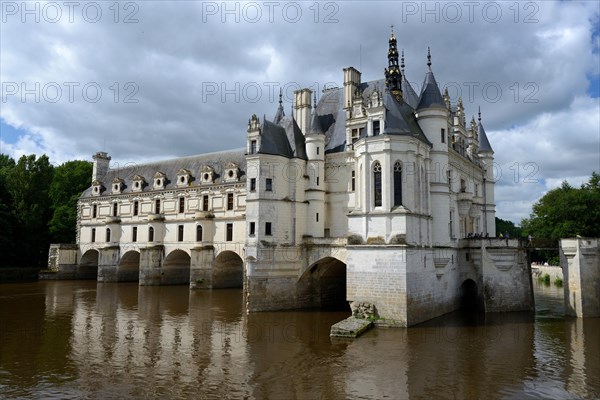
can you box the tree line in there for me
[0,154,92,268]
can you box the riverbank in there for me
[0,268,39,283]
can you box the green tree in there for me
[48,160,93,243]
[495,217,523,238]
[521,172,600,240]
[4,154,55,267]
[0,155,17,266]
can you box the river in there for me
[0,280,598,399]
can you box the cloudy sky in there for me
[1,0,599,223]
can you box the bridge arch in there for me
[118,250,140,282]
[79,249,99,279]
[163,249,191,285]
[297,256,348,311]
[213,250,244,288]
[459,279,482,311]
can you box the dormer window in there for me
[112,177,124,194]
[91,180,103,196]
[224,162,239,183]
[372,120,380,136]
[132,175,145,192]
[200,165,214,184]
[177,169,192,187]
[153,172,166,190]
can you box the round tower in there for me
[305,93,326,237]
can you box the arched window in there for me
[196,225,203,242]
[148,226,154,242]
[394,161,402,206]
[373,161,382,207]
[106,228,111,243]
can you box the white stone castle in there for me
[53,31,534,327]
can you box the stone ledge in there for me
[330,317,373,338]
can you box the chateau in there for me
[50,32,534,326]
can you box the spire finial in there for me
[390,24,394,38]
[427,46,432,71]
[401,49,405,74]
[478,106,481,122]
[313,92,317,110]
[278,88,283,106]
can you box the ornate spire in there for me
[273,88,285,124]
[427,46,432,71]
[401,49,405,75]
[385,28,403,101]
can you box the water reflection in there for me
[0,281,598,399]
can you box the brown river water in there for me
[0,280,598,399]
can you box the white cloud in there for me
[1,0,598,224]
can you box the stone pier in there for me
[560,238,600,317]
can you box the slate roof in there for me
[478,122,494,153]
[81,148,247,198]
[417,71,445,109]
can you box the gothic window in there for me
[373,162,382,207]
[373,120,380,136]
[226,223,233,242]
[227,193,234,210]
[196,225,203,242]
[148,226,154,242]
[394,161,402,206]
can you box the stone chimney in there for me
[293,88,312,135]
[343,67,361,110]
[92,152,111,183]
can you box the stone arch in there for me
[213,250,244,288]
[79,249,99,279]
[459,279,482,311]
[163,249,191,285]
[118,250,140,282]
[297,257,348,311]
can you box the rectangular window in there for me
[155,199,161,214]
[227,193,234,210]
[475,184,479,197]
[148,227,154,242]
[351,170,356,192]
[316,147,320,155]
[250,140,257,154]
[351,128,359,143]
[91,228,96,243]
[265,222,272,236]
[373,120,380,136]
[316,213,319,222]
[112,203,118,217]
[178,225,184,242]
[179,197,185,213]
[92,204,97,218]
[226,223,233,242]
[250,178,256,191]
[265,178,272,191]
[249,222,256,236]
[316,176,319,186]
[133,201,139,216]
[441,128,446,143]
[203,195,209,211]
[132,227,137,242]
[106,228,111,242]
